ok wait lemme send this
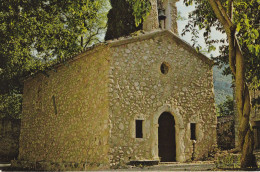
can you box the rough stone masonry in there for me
[13,0,217,170]
[14,30,217,170]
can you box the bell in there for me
[158,9,166,20]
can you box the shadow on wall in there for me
[0,117,21,162]
[217,115,235,150]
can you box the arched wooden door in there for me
[158,112,176,162]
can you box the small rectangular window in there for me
[52,95,57,115]
[136,120,143,138]
[190,123,196,140]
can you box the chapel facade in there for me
[13,0,217,170]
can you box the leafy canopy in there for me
[0,0,110,118]
[181,0,260,88]
[127,0,151,26]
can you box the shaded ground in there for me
[117,161,216,171]
[1,160,258,171]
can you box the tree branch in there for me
[215,0,233,27]
[228,29,236,75]
[208,0,233,35]
[209,0,234,36]
[227,0,233,19]
[235,37,245,119]
[83,27,105,48]
[243,83,251,117]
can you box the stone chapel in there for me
[13,0,217,170]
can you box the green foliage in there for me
[179,0,260,110]
[127,0,151,26]
[0,0,110,118]
[0,0,109,89]
[234,1,260,55]
[216,96,234,117]
[0,90,22,119]
[181,0,260,86]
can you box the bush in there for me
[217,96,234,117]
[0,90,22,119]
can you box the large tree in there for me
[0,0,109,118]
[182,0,259,168]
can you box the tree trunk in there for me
[207,0,257,168]
[235,42,257,168]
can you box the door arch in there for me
[158,112,176,162]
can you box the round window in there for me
[160,62,170,74]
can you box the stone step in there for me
[0,163,11,170]
[125,161,216,171]
[159,162,180,165]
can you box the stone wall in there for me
[0,118,20,162]
[217,115,235,150]
[15,30,217,170]
[108,31,217,167]
[16,46,111,170]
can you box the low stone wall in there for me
[217,115,235,150]
[0,118,21,162]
